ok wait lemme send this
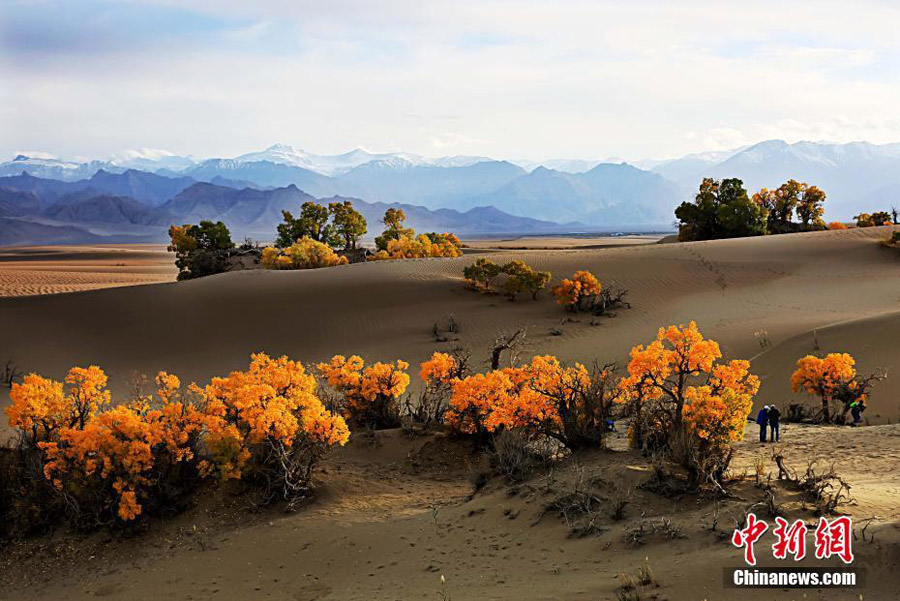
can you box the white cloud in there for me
[3,0,900,162]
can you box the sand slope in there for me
[1,226,899,600]
[1,226,897,410]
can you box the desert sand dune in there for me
[0,244,176,297]
[1,226,896,408]
[1,226,899,600]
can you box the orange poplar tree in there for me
[617,322,759,482]
[317,355,411,428]
[445,356,623,450]
[790,353,886,423]
[414,351,470,426]
[552,270,602,311]
[5,354,349,526]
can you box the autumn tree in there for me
[4,354,349,527]
[375,208,415,251]
[168,220,235,280]
[766,179,803,232]
[618,322,759,484]
[796,185,827,229]
[317,356,410,428]
[328,200,367,250]
[445,356,623,450]
[790,353,886,423]
[261,237,349,270]
[500,260,551,301]
[369,232,462,260]
[676,178,767,241]
[552,270,602,311]
[464,258,503,292]
[855,211,893,227]
[413,350,471,426]
[276,201,337,248]
[202,353,349,504]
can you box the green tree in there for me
[168,220,235,280]
[500,260,551,301]
[463,258,503,291]
[328,200,367,250]
[676,178,766,241]
[276,201,337,247]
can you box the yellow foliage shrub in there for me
[552,270,602,311]
[5,354,349,525]
[261,237,348,270]
[369,233,462,261]
[317,355,410,428]
[445,355,622,449]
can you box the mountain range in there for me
[2,139,899,246]
[0,171,565,246]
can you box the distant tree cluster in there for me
[854,211,893,227]
[463,258,551,300]
[369,209,462,260]
[168,220,237,280]
[261,237,349,270]
[675,178,828,241]
[168,197,466,279]
[276,200,367,250]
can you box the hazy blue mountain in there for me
[0,155,117,181]
[336,160,526,209]
[163,182,565,240]
[0,189,42,218]
[110,151,198,172]
[185,159,337,196]
[42,192,172,226]
[8,138,900,228]
[464,163,684,227]
[0,172,81,206]
[234,144,493,175]
[0,217,165,246]
[0,170,196,207]
[85,169,196,206]
[647,148,744,186]
[702,140,900,219]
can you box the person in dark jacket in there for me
[768,405,781,442]
[850,400,865,426]
[756,406,769,443]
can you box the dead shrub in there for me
[1,359,22,389]
[489,430,552,483]
[544,462,607,537]
[625,515,685,546]
[617,559,657,601]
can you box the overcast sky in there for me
[2,0,900,163]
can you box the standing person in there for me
[768,405,781,442]
[756,406,769,443]
[850,400,865,426]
